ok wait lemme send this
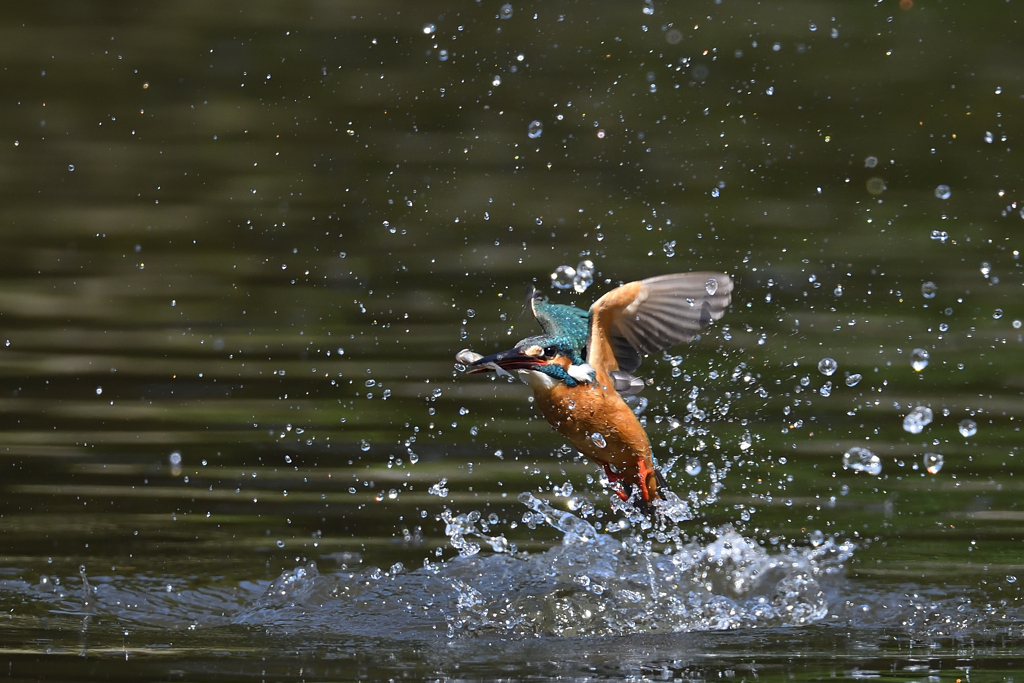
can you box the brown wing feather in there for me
[587,272,733,374]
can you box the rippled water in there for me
[2,2,1024,680]
[4,493,1023,678]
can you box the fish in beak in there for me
[457,347,544,379]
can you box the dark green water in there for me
[2,1,1024,680]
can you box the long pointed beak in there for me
[457,347,543,376]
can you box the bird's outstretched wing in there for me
[587,272,734,377]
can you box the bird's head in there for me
[455,285,594,385]
[458,333,595,388]
[459,334,569,375]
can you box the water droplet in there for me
[845,373,862,387]
[705,278,718,295]
[902,406,934,434]
[819,381,832,397]
[930,229,949,243]
[921,281,937,299]
[422,23,436,35]
[437,49,449,62]
[834,284,843,297]
[276,540,285,548]
[499,3,513,19]
[934,184,951,200]
[662,240,676,257]
[910,348,930,372]
[589,432,607,448]
[95,386,103,395]
[866,177,886,195]
[984,131,994,143]
[68,164,75,172]
[739,432,752,451]
[365,379,375,388]
[958,419,977,438]
[923,452,944,474]
[642,0,654,15]
[491,75,501,87]
[550,264,576,289]
[527,120,543,138]
[684,457,702,475]
[817,357,838,376]
[573,260,595,293]
[864,156,878,168]
[980,262,992,278]
[994,308,1004,320]
[360,439,371,452]
[842,446,881,476]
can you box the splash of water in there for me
[441,508,516,556]
[436,494,855,637]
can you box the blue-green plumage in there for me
[525,288,589,365]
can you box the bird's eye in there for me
[544,346,558,358]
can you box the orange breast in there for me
[532,373,657,496]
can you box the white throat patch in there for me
[568,363,595,383]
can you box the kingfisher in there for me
[457,271,734,511]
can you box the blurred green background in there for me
[1,1,1023,679]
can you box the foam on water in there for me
[432,493,854,637]
[235,494,855,638]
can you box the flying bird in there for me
[457,272,733,511]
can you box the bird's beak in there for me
[457,347,543,377]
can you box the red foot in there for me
[635,458,656,503]
[602,462,655,503]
